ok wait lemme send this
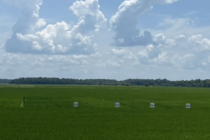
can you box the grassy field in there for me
[1,85,210,140]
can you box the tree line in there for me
[4,77,210,88]
[0,79,12,84]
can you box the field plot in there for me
[1,85,210,140]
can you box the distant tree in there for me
[145,83,149,87]
[125,83,130,86]
[0,79,11,83]
[8,77,210,88]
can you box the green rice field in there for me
[1,85,210,140]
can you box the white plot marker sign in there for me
[115,102,120,108]
[186,103,191,109]
[73,102,78,108]
[150,103,155,108]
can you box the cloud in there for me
[1,0,42,10]
[151,16,210,39]
[111,48,137,60]
[148,33,210,69]
[4,0,107,55]
[3,0,46,53]
[106,32,210,71]
[70,0,106,31]
[36,18,46,28]
[0,42,93,78]
[110,0,180,47]
[1,32,210,80]
[1,0,210,80]
[189,35,210,51]
[138,45,161,60]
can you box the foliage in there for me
[8,77,210,88]
[1,85,210,139]
[0,79,12,83]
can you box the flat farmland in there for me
[1,85,210,140]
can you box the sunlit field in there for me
[1,85,210,140]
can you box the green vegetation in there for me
[8,77,210,87]
[1,85,210,140]
[0,79,11,84]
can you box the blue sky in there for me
[0,0,210,80]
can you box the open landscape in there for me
[1,0,210,139]
[1,85,210,140]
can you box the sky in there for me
[0,0,210,80]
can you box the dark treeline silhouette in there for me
[7,77,210,88]
[9,77,117,85]
[0,79,12,83]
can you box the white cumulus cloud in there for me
[110,0,180,47]
[4,0,107,55]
